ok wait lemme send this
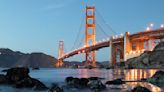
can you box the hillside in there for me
[0,48,57,68]
[125,42,164,69]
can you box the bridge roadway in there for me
[59,28,164,60]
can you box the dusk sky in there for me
[0,0,164,62]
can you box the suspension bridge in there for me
[55,6,164,68]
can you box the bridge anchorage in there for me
[56,6,164,68]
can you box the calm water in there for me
[0,68,163,92]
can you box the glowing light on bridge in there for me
[161,24,164,28]
[78,51,81,54]
[150,23,154,27]
[146,27,150,31]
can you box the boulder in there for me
[105,78,125,85]
[65,76,74,84]
[6,67,29,84]
[88,77,104,80]
[48,84,64,92]
[132,86,151,92]
[65,77,89,88]
[0,74,7,84]
[79,78,89,87]
[14,77,48,90]
[1,69,8,72]
[0,67,48,90]
[147,71,164,83]
[88,79,106,92]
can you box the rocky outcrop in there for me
[125,42,164,69]
[0,48,57,67]
[105,78,125,85]
[132,86,151,92]
[48,84,64,92]
[145,71,164,83]
[65,76,106,91]
[0,67,48,90]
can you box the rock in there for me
[88,77,104,80]
[132,86,151,92]
[31,78,48,90]
[1,69,8,72]
[0,74,7,84]
[14,77,48,90]
[147,71,164,83]
[79,78,89,87]
[105,78,125,85]
[65,76,74,84]
[48,83,64,92]
[65,77,89,88]
[6,67,30,84]
[88,79,106,92]
[2,67,48,90]
[65,77,81,88]
[32,67,40,70]
[124,42,164,69]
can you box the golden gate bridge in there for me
[56,6,164,68]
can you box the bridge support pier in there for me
[124,32,132,61]
[55,41,64,68]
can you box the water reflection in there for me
[112,69,163,92]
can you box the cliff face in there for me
[0,48,57,68]
[125,42,164,69]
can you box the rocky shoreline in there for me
[0,67,164,92]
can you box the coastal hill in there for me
[125,42,164,69]
[0,48,57,67]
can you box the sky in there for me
[0,0,164,62]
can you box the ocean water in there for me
[0,68,163,92]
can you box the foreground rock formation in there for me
[132,86,151,92]
[0,67,48,90]
[125,42,164,69]
[64,76,106,92]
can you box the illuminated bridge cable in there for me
[97,23,110,37]
[71,14,85,50]
[95,9,117,35]
[77,34,85,48]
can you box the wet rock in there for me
[65,77,89,88]
[88,77,104,80]
[1,69,8,72]
[31,78,48,90]
[6,67,30,84]
[105,78,125,85]
[48,84,64,92]
[65,76,74,84]
[0,67,48,90]
[132,86,151,92]
[88,79,106,92]
[79,78,89,87]
[147,71,164,83]
[0,74,7,84]
[32,67,40,70]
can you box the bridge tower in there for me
[56,41,64,67]
[85,6,96,68]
